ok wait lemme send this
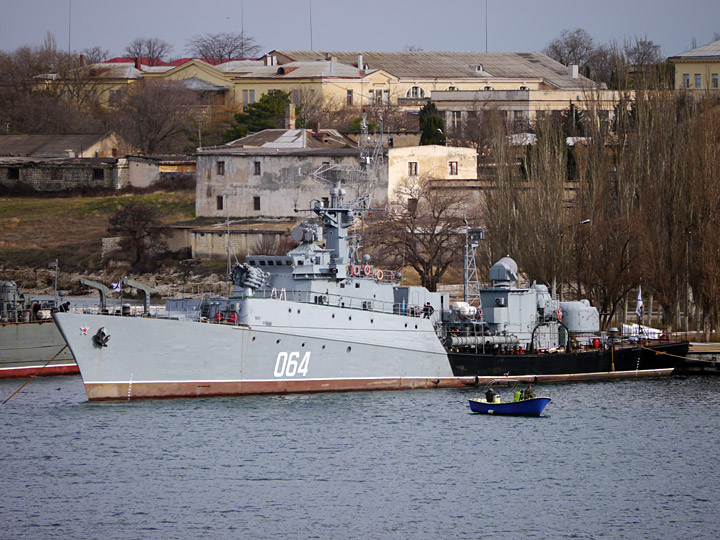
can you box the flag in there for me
[112,281,122,293]
[636,286,643,317]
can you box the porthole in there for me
[332,314,335,318]
[252,337,256,341]
[301,342,305,347]
[288,308,292,313]
[349,316,352,321]
[371,319,374,323]
[346,346,352,353]
[322,345,326,350]
[276,339,281,344]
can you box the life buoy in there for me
[214,312,224,322]
[353,265,361,276]
[375,269,384,280]
[556,308,563,321]
[474,309,483,320]
[228,312,237,323]
[363,265,371,276]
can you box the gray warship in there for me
[52,185,686,401]
[0,280,76,378]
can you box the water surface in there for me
[1,376,718,539]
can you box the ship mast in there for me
[463,219,484,306]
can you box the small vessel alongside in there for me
[0,280,77,378]
[52,182,688,401]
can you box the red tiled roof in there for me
[104,57,172,66]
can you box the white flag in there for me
[112,281,122,292]
[636,286,643,317]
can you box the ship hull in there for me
[53,303,457,401]
[0,321,78,378]
[448,341,689,378]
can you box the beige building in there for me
[386,145,477,198]
[669,39,720,91]
[271,50,598,110]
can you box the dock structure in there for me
[684,343,720,374]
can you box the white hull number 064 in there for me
[274,351,310,377]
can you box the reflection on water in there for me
[1,376,719,539]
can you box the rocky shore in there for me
[0,264,229,300]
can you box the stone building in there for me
[0,157,118,191]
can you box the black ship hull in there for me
[448,341,690,377]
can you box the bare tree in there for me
[108,201,167,266]
[544,28,595,67]
[0,39,105,133]
[185,32,262,62]
[366,175,467,291]
[109,79,200,154]
[124,37,173,65]
[80,46,110,64]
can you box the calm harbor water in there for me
[1,375,719,540]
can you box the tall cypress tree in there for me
[419,102,446,145]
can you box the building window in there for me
[8,167,19,180]
[242,90,256,105]
[448,86,457,91]
[368,89,373,103]
[216,195,224,211]
[406,86,425,99]
[217,161,225,175]
[451,111,462,129]
[408,162,418,176]
[713,74,718,89]
[449,161,458,176]
[383,90,389,104]
[375,91,383,105]
[483,85,493,91]
[695,74,702,88]
[92,168,104,180]
[108,89,122,106]
[253,196,261,211]
[346,89,353,106]
[407,198,418,214]
[683,74,690,88]
[253,161,261,175]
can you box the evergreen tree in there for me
[224,90,293,141]
[419,102,446,145]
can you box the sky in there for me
[1,0,718,60]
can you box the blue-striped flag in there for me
[636,286,643,317]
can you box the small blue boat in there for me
[468,396,551,416]
[468,380,551,416]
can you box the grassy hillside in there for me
[0,192,195,272]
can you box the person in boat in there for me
[523,385,535,399]
[423,302,434,319]
[485,387,497,403]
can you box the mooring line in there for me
[2,345,69,405]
